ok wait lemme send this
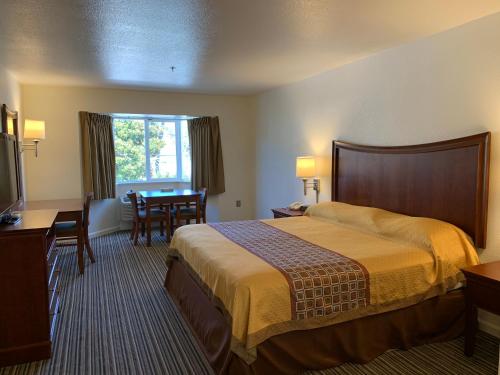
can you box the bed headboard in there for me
[332,132,490,248]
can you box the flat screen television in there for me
[0,133,20,217]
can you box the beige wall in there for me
[254,12,500,335]
[0,65,23,198]
[256,11,500,259]
[22,85,256,233]
[0,66,20,120]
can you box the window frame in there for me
[113,115,191,185]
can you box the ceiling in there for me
[1,1,499,95]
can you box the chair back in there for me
[83,192,93,228]
[199,187,208,211]
[127,192,140,219]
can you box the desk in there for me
[137,189,201,246]
[20,199,85,273]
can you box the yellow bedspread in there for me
[168,202,479,363]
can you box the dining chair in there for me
[55,192,96,274]
[127,192,170,245]
[171,187,207,230]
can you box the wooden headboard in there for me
[332,132,490,248]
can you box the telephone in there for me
[288,201,304,211]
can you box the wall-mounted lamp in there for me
[296,156,320,203]
[23,119,46,157]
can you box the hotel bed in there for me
[164,132,490,375]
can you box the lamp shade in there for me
[296,156,316,178]
[24,119,46,140]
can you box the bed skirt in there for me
[164,257,465,375]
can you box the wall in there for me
[0,67,20,112]
[0,65,22,197]
[255,12,500,335]
[22,85,256,234]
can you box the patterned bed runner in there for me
[209,220,369,320]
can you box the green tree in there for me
[114,119,166,182]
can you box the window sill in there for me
[116,181,191,186]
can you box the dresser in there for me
[0,209,59,367]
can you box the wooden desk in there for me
[20,199,85,273]
[138,189,201,246]
[462,261,500,356]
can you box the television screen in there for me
[0,134,19,216]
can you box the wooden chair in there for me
[55,192,96,274]
[171,187,207,230]
[128,192,170,245]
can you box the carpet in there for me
[1,232,498,375]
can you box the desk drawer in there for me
[48,268,60,294]
[49,297,60,339]
[47,239,58,264]
[47,250,59,288]
[467,279,500,314]
[46,223,56,256]
[48,276,60,309]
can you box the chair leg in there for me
[146,218,152,247]
[186,219,191,225]
[141,222,145,237]
[176,210,182,230]
[133,222,140,245]
[166,217,171,242]
[83,230,95,263]
[130,221,136,240]
[160,220,164,236]
[170,215,175,235]
[77,233,84,275]
[84,234,96,263]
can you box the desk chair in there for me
[128,192,170,245]
[171,187,207,230]
[55,192,96,274]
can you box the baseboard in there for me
[479,317,500,339]
[89,226,121,238]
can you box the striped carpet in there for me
[0,231,498,375]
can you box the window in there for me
[113,116,191,183]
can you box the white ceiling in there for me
[1,1,499,95]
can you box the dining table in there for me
[137,189,202,246]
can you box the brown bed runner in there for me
[208,220,370,320]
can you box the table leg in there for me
[146,206,152,247]
[165,211,171,243]
[76,216,84,274]
[465,287,477,356]
[196,196,201,224]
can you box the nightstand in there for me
[271,208,305,219]
[462,261,500,356]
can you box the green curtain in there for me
[188,116,225,194]
[79,111,116,200]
